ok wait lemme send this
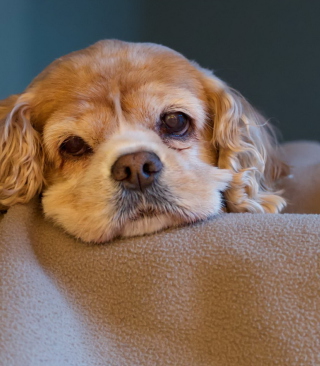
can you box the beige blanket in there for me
[1,141,320,366]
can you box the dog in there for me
[0,40,288,242]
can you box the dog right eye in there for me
[160,112,191,137]
[59,136,93,157]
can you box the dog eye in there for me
[60,136,93,157]
[161,112,190,136]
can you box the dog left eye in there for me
[59,136,93,157]
[161,112,190,136]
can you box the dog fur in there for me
[0,40,288,242]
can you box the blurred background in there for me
[1,0,320,141]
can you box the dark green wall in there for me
[1,0,320,141]
[0,0,143,97]
[142,0,320,142]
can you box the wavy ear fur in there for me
[200,70,288,213]
[0,94,44,208]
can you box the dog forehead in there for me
[41,42,200,95]
[29,40,205,130]
[83,44,201,99]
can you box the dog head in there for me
[0,40,287,242]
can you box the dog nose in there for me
[111,151,163,190]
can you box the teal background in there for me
[1,0,320,141]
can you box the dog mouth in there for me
[114,183,176,221]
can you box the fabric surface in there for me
[1,141,320,366]
[281,141,320,214]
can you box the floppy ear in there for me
[0,94,44,208]
[200,70,288,213]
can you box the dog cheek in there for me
[41,174,120,242]
[160,163,229,218]
[42,181,82,236]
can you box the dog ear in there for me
[0,94,44,208]
[199,69,288,213]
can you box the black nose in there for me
[111,151,163,190]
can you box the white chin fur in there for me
[111,214,179,240]
[100,212,205,243]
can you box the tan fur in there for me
[0,95,44,207]
[0,40,288,241]
[199,70,288,213]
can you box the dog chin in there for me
[119,213,180,240]
[106,205,217,243]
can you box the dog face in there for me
[0,40,287,242]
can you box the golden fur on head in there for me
[0,40,288,242]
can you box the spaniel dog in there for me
[0,40,288,242]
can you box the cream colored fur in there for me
[199,69,287,213]
[0,97,44,208]
[0,40,288,242]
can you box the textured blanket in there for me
[1,141,320,366]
